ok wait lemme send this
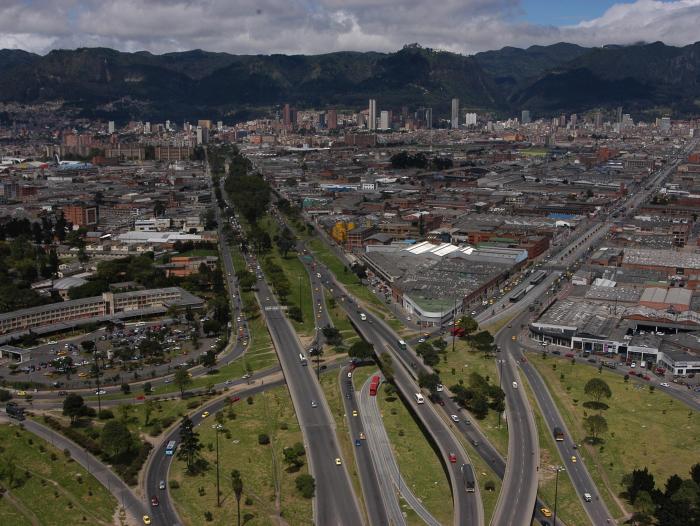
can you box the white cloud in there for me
[0,0,699,56]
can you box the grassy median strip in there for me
[439,339,510,457]
[0,423,117,526]
[521,378,590,526]
[170,385,312,526]
[377,384,454,526]
[530,353,700,519]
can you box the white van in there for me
[359,313,367,321]
[512,381,518,389]
[414,393,425,404]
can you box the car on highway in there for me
[583,492,592,502]
[150,496,159,507]
[436,384,444,392]
[95,389,106,395]
[512,382,518,389]
[355,439,361,447]
[335,458,342,465]
[418,337,426,343]
[201,411,210,418]
[359,432,366,440]
[448,453,457,463]
[511,335,517,341]
[540,507,552,518]
[159,480,166,490]
[311,401,318,408]
[352,410,358,417]
[660,382,670,387]
[571,455,577,463]
[15,390,27,396]
[142,515,151,524]
[450,414,460,423]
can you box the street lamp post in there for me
[553,466,565,525]
[213,424,223,506]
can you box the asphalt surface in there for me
[490,329,540,526]
[356,372,438,526]
[300,246,391,526]
[339,366,395,526]
[339,296,484,526]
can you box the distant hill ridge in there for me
[0,41,698,121]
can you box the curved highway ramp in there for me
[357,374,442,526]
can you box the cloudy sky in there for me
[1,0,700,56]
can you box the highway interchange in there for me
[7,142,700,526]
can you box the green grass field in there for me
[437,338,510,457]
[170,385,312,526]
[531,353,700,519]
[521,377,591,526]
[377,384,453,525]
[0,424,117,526]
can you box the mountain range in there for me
[0,41,699,122]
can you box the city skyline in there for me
[2,0,700,56]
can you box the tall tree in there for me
[62,393,87,424]
[584,377,612,404]
[177,416,202,473]
[174,368,193,398]
[584,414,608,442]
[231,469,243,526]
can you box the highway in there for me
[252,263,364,526]
[339,294,484,526]
[356,372,439,526]
[339,366,396,526]
[506,327,613,525]
[302,250,391,526]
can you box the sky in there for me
[1,0,700,56]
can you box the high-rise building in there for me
[521,110,531,124]
[569,113,577,128]
[559,114,566,127]
[217,121,223,131]
[165,120,171,131]
[196,126,209,145]
[379,111,390,130]
[622,113,634,129]
[108,121,115,134]
[464,113,477,126]
[594,111,602,129]
[327,109,337,130]
[197,119,212,129]
[144,122,151,134]
[425,108,433,129]
[283,104,291,128]
[368,99,377,130]
[451,98,459,129]
[660,116,671,132]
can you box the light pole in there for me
[553,466,565,525]
[212,423,223,507]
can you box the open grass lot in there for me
[437,338,509,457]
[324,290,359,350]
[530,353,700,517]
[521,379,590,526]
[377,384,453,525]
[0,424,117,526]
[170,385,312,526]
[319,369,368,524]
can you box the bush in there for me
[243,513,254,523]
[295,474,315,498]
[98,409,114,420]
[186,400,200,410]
[246,396,254,405]
[485,480,496,491]
[148,423,162,437]
[204,511,213,521]
[279,422,288,430]
[169,480,179,489]
[245,497,253,505]
[258,434,270,445]
[160,416,176,428]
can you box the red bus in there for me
[369,375,381,396]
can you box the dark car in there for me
[150,496,159,507]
